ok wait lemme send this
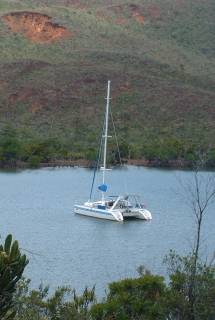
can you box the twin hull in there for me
[74,204,152,222]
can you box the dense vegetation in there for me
[0,0,214,167]
[2,251,215,319]
[1,122,215,168]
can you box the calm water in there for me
[0,165,214,300]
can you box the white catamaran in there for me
[74,81,152,222]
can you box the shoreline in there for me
[0,158,194,169]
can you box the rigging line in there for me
[89,114,105,200]
[109,105,128,195]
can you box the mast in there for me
[102,80,110,201]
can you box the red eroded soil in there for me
[8,88,37,103]
[97,12,110,20]
[130,12,146,23]
[2,12,70,43]
[29,101,44,113]
[129,4,146,24]
[121,82,133,91]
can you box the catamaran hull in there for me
[74,205,152,221]
[74,205,123,222]
[122,209,152,220]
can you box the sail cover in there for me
[98,184,107,192]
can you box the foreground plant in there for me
[0,234,29,319]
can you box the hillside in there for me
[0,0,215,162]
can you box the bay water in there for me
[0,165,214,300]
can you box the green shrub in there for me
[28,155,41,168]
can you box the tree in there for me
[0,234,29,319]
[176,168,215,262]
[160,138,183,162]
[85,147,97,167]
[90,267,166,320]
[0,124,16,139]
[163,251,215,320]
[0,137,20,166]
[142,138,181,163]
[165,159,215,320]
[28,155,41,168]
[13,278,96,319]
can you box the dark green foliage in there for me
[28,155,41,168]
[90,257,215,320]
[0,137,20,166]
[108,141,135,165]
[1,123,215,167]
[184,152,196,165]
[163,251,215,320]
[10,257,215,320]
[90,268,166,320]
[85,147,97,166]
[13,278,96,319]
[142,138,183,163]
[28,141,52,163]
[0,234,29,319]
[160,138,183,161]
